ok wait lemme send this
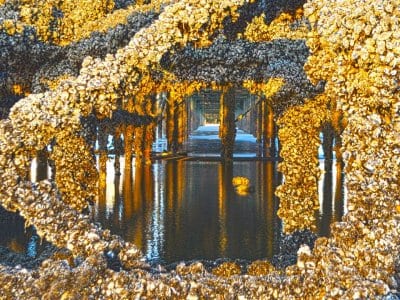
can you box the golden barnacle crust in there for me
[247,260,275,276]
[0,19,25,35]
[212,262,241,277]
[50,133,98,211]
[61,0,175,45]
[242,78,285,99]
[301,0,400,297]
[276,95,330,233]
[303,0,400,219]
[41,75,74,91]
[5,0,172,45]
[244,9,308,42]
[17,0,114,44]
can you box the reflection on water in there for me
[1,156,345,264]
[93,157,344,265]
[317,160,346,237]
[0,206,43,257]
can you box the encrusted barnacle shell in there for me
[212,262,241,277]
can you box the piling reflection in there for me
[2,157,345,264]
[90,158,344,265]
[317,159,345,236]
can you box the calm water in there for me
[0,134,345,265]
[91,157,345,265]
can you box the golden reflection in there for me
[124,125,135,170]
[218,163,232,256]
[7,239,25,253]
[166,161,176,212]
[98,151,107,209]
[130,164,154,249]
[112,164,121,227]
[333,161,345,222]
[176,160,185,205]
[123,162,134,219]
[142,164,154,203]
[264,161,275,258]
[232,176,250,196]
[132,164,144,214]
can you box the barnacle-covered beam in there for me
[0,0,173,45]
[0,9,158,105]
[161,37,324,115]
[243,8,308,42]
[222,0,306,39]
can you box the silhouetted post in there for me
[124,125,134,170]
[264,103,275,158]
[143,123,155,164]
[219,87,236,161]
[113,126,122,175]
[166,96,179,153]
[322,123,334,172]
[36,148,48,181]
[177,100,188,152]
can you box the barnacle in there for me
[276,95,330,233]
[244,9,308,42]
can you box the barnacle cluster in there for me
[244,8,308,42]
[275,95,330,233]
[0,5,158,104]
[0,0,399,298]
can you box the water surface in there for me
[92,158,344,265]
[0,129,345,265]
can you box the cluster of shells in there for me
[0,0,399,299]
[243,8,308,42]
[0,18,24,35]
[0,3,158,99]
[275,95,330,233]
[161,36,322,115]
[16,0,115,44]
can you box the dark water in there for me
[0,146,345,265]
[0,206,46,258]
[92,158,345,265]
